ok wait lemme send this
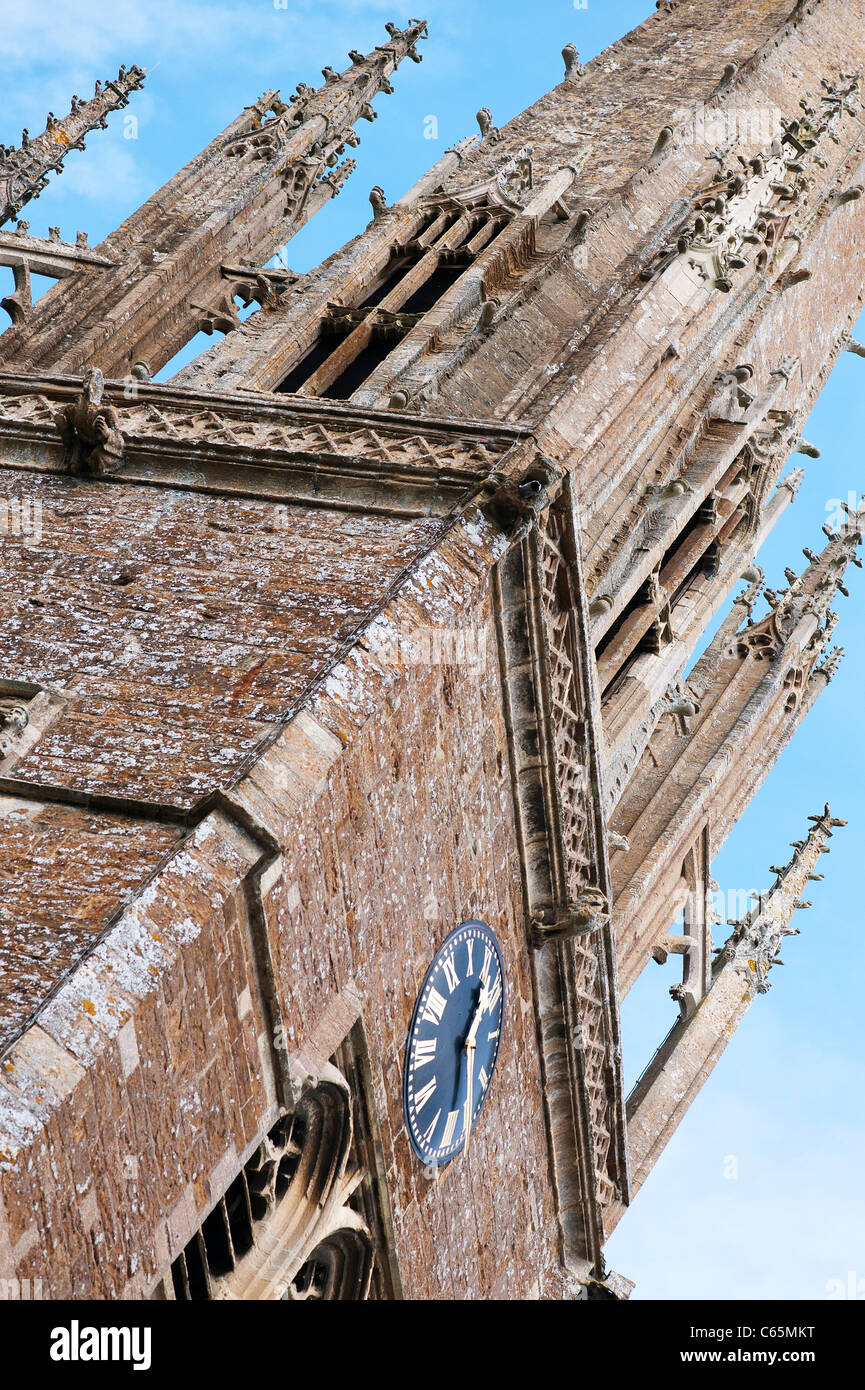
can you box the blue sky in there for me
[2,0,863,1300]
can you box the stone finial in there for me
[714,62,738,93]
[562,44,584,81]
[714,362,755,407]
[738,505,864,659]
[771,355,799,382]
[777,267,813,290]
[476,296,501,332]
[793,437,820,458]
[717,807,840,993]
[476,107,500,143]
[816,645,845,680]
[781,468,805,497]
[369,185,388,219]
[830,185,863,211]
[666,693,698,735]
[648,126,674,167]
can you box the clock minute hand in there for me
[463,1039,474,1162]
[462,984,488,1161]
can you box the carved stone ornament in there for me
[54,367,125,473]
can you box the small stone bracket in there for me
[478,457,563,541]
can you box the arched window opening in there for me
[162,1072,365,1302]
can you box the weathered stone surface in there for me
[0,0,862,1302]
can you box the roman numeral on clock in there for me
[485,972,502,1015]
[412,1037,437,1069]
[420,986,446,1027]
[414,1077,437,1112]
[420,1110,441,1146]
[479,944,493,988]
[442,954,460,994]
[478,1065,489,1094]
[442,1110,460,1147]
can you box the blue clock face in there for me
[404,920,505,1166]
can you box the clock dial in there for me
[404,920,505,1165]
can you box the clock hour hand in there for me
[464,983,490,1052]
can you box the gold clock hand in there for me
[464,1039,475,1162]
[465,984,489,1050]
[463,982,491,1161]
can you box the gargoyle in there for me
[55,367,125,474]
[532,886,609,946]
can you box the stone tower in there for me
[0,1,862,1300]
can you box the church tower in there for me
[0,1,862,1299]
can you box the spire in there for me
[609,503,862,994]
[815,645,845,681]
[225,19,427,170]
[0,65,146,227]
[715,805,844,993]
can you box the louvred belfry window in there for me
[594,454,750,704]
[274,201,509,400]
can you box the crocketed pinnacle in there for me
[716,805,844,993]
[0,65,146,227]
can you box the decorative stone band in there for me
[0,371,526,519]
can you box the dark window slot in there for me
[400,262,467,315]
[321,335,398,399]
[357,258,414,308]
[275,334,343,394]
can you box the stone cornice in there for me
[0,372,527,518]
